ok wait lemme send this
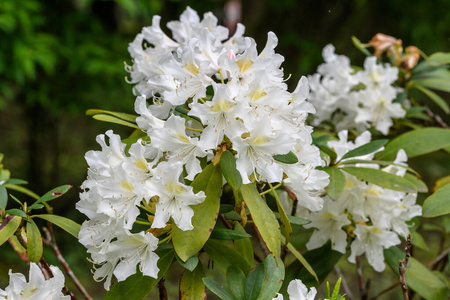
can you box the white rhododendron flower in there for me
[303,130,421,271]
[0,263,70,300]
[78,6,329,289]
[308,44,407,134]
[273,279,324,300]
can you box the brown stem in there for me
[159,278,168,300]
[368,282,401,300]
[219,214,232,229]
[43,227,93,300]
[334,265,354,300]
[356,256,367,300]
[425,106,449,128]
[426,247,450,269]
[398,235,412,300]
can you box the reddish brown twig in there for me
[356,256,368,300]
[426,247,450,269]
[398,235,412,300]
[219,214,232,229]
[159,278,168,300]
[368,281,401,300]
[43,226,93,300]
[40,256,77,300]
[334,265,354,300]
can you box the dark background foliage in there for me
[0,0,449,298]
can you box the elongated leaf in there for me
[351,36,372,56]
[340,139,388,160]
[330,278,342,300]
[410,231,428,250]
[3,184,39,200]
[26,219,43,263]
[273,151,298,164]
[320,167,346,200]
[413,84,450,114]
[219,150,242,190]
[412,78,450,92]
[176,254,199,272]
[269,183,292,244]
[427,52,450,66]
[9,194,23,206]
[341,167,417,192]
[33,214,81,238]
[282,243,342,294]
[29,185,72,209]
[0,185,7,210]
[384,247,447,300]
[339,159,421,177]
[285,240,318,282]
[203,278,234,300]
[227,266,246,299]
[210,228,251,240]
[259,254,285,299]
[92,114,139,129]
[0,216,21,246]
[172,164,223,261]
[244,263,265,300]
[404,173,428,193]
[240,184,281,259]
[319,146,337,163]
[422,183,450,217]
[376,128,450,160]
[3,179,28,185]
[234,222,254,267]
[104,248,174,299]
[180,263,207,300]
[86,109,137,123]
[204,239,251,275]
[5,209,27,217]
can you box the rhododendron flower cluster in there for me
[76,7,329,289]
[308,45,407,135]
[302,131,421,271]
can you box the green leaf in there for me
[227,266,246,299]
[410,231,428,250]
[330,278,342,300]
[340,139,388,160]
[29,185,72,209]
[86,109,137,123]
[269,183,292,244]
[273,151,298,164]
[411,78,450,93]
[3,184,39,200]
[412,84,450,114]
[234,222,254,267]
[5,209,27,217]
[282,243,342,293]
[179,263,207,300]
[384,247,447,300]
[273,212,311,225]
[104,248,174,300]
[312,134,331,146]
[0,216,22,246]
[403,173,428,193]
[240,184,281,259]
[204,239,251,275]
[338,159,421,178]
[319,146,338,163]
[351,36,372,56]
[376,128,450,160]
[427,52,450,66]
[3,178,28,185]
[259,254,285,299]
[9,194,23,206]
[210,228,251,240]
[319,167,346,200]
[0,185,7,210]
[172,164,223,261]
[203,278,234,300]
[283,238,318,282]
[33,214,81,238]
[422,183,450,217]
[26,219,43,263]
[405,106,433,121]
[92,114,139,129]
[244,262,265,300]
[341,167,417,193]
[219,150,242,190]
[176,254,199,272]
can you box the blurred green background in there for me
[0,0,449,299]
